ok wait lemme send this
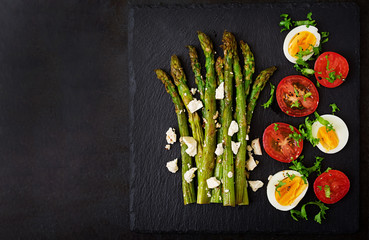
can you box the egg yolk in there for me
[275,176,307,206]
[317,126,339,151]
[288,31,317,58]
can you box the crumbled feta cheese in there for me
[187,98,203,113]
[216,123,221,128]
[207,192,211,197]
[246,134,249,140]
[190,88,197,95]
[227,171,233,178]
[228,120,239,136]
[206,177,221,189]
[251,138,262,155]
[165,144,171,150]
[215,82,224,99]
[268,175,273,181]
[166,158,178,173]
[184,168,197,183]
[246,145,252,152]
[166,127,176,144]
[214,143,224,156]
[182,136,197,157]
[213,111,219,120]
[248,180,264,192]
[231,141,241,155]
[203,118,207,124]
[246,152,258,171]
[224,189,229,193]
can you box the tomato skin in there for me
[314,52,349,88]
[276,75,319,117]
[262,122,303,163]
[313,170,350,204]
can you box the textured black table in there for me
[0,0,367,239]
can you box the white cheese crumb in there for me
[246,134,249,141]
[166,158,178,173]
[251,138,262,155]
[214,143,224,156]
[190,88,197,95]
[216,123,221,128]
[227,171,233,178]
[203,118,207,124]
[228,120,239,136]
[215,82,225,99]
[224,189,229,193]
[187,98,203,113]
[231,141,241,155]
[207,192,211,197]
[165,144,171,150]
[246,152,258,171]
[182,136,197,157]
[248,180,264,192]
[268,175,273,181]
[213,111,219,120]
[246,145,252,152]
[184,168,197,183]
[166,127,177,144]
[206,177,221,189]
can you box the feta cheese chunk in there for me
[248,180,264,192]
[228,120,239,136]
[246,145,253,152]
[182,136,197,157]
[184,167,197,183]
[166,158,179,173]
[215,82,224,99]
[190,88,197,95]
[165,144,171,150]
[214,143,224,156]
[231,141,241,155]
[216,123,221,128]
[246,152,259,171]
[187,98,203,113]
[227,171,233,178]
[166,127,176,144]
[268,175,273,181]
[206,177,221,189]
[251,138,262,155]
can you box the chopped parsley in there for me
[314,111,335,132]
[291,100,302,109]
[274,123,279,131]
[293,85,299,97]
[279,14,293,32]
[275,180,287,196]
[290,201,329,224]
[324,185,331,198]
[325,167,332,173]
[289,125,303,147]
[287,173,296,181]
[289,156,324,183]
[317,185,322,191]
[262,82,276,109]
[303,92,312,101]
[298,117,320,146]
[329,103,340,114]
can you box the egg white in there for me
[312,114,349,154]
[283,25,321,64]
[266,170,308,211]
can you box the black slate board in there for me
[129,2,360,233]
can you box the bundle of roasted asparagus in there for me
[155,31,276,206]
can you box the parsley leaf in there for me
[289,156,324,183]
[274,123,279,131]
[329,103,340,114]
[289,125,303,147]
[317,185,322,191]
[324,185,331,198]
[262,82,275,109]
[314,111,335,132]
[291,100,302,109]
[279,14,292,32]
[275,180,286,196]
[290,201,329,224]
[303,92,312,101]
[298,117,320,146]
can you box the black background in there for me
[0,0,367,239]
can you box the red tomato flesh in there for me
[276,75,319,117]
[313,170,350,204]
[314,52,349,88]
[262,122,303,163]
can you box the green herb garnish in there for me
[303,92,312,101]
[298,117,320,146]
[329,103,340,114]
[262,82,276,109]
[314,112,334,132]
[324,185,331,198]
[290,201,329,224]
[289,156,324,183]
[274,123,279,131]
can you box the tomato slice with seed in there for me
[276,75,319,117]
[313,169,350,204]
[262,122,303,163]
[314,52,349,88]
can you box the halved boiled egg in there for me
[267,170,308,211]
[312,114,349,154]
[283,25,321,64]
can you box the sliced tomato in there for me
[262,122,303,163]
[314,52,349,88]
[276,75,319,117]
[313,170,350,204]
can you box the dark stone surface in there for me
[0,0,367,239]
[129,2,360,234]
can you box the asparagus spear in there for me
[211,56,224,203]
[196,31,217,204]
[221,31,236,207]
[171,55,204,170]
[246,66,277,133]
[240,40,255,99]
[233,39,249,205]
[187,46,205,102]
[155,69,196,205]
